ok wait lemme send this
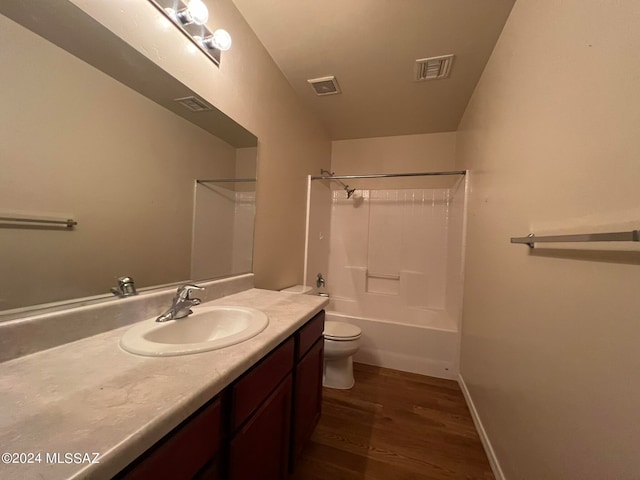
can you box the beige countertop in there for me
[0,288,327,480]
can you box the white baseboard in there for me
[458,373,505,480]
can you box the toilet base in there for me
[323,355,355,389]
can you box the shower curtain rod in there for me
[310,170,466,180]
[196,178,256,183]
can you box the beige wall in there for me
[0,15,237,310]
[457,1,640,478]
[332,132,457,173]
[71,0,331,291]
[331,132,459,192]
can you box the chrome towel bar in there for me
[0,216,77,228]
[511,230,640,248]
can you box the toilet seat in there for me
[324,321,361,341]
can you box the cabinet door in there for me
[292,337,324,462]
[119,397,222,480]
[232,338,294,431]
[229,375,292,480]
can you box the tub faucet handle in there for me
[316,273,325,288]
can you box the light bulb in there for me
[211,29,232,51]
[187,0,209,25]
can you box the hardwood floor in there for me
[291,363,494,480]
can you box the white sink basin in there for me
[119,306,269,357]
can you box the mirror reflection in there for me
[0,5,257,315]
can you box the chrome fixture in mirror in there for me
[111,277,138,298]
[148,0,232,66]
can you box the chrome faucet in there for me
[316,273,325,288]
[111,276,138,297]
[156,284,204,322]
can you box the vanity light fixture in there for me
[148,0,232,66]
[210,29,232,51]
[176,0,209,26]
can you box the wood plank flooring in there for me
[291,363,494,480]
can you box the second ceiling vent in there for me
[307,76,341,96]
[414,54,455,81]
[174,95,214,112]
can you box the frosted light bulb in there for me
[187,0,209,25]
[212,29,232,51]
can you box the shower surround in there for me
[191,182,255,280]
[308,176,466,379]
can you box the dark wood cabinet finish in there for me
[118,397,222,480]
[193,458,222,480]
[296,310,325,360]
[229,375,293,480]
[292,337,324,462]
[231,337,294,431]
[290,310,325,469]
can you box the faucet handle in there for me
[176,283,204,300]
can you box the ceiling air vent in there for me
[414,54,455,81]
[307,76,341,96]
[174,96,214,112]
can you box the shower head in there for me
[345,186,356,199]
[321,169,356,198]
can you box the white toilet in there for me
[279,285,362,390]
[323,320,361,389]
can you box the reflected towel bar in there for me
[511,230,640,248]
[0,216,77,227]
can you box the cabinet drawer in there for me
[120,397,222,480]
[232,337,294,430]
[296,310,325,360]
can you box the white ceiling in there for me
[233,0,515,140]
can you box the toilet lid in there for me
[324,320,361,340]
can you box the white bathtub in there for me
[325,311,459,380]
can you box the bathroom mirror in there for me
[0,1,258,316]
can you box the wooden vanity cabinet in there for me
[117,396,223,480]
[291,310,325,468]
[229,375,293,480]
[116,310,325,480]
[228,337,294,480]
[228,309,326,478]
[230,338,294,431]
